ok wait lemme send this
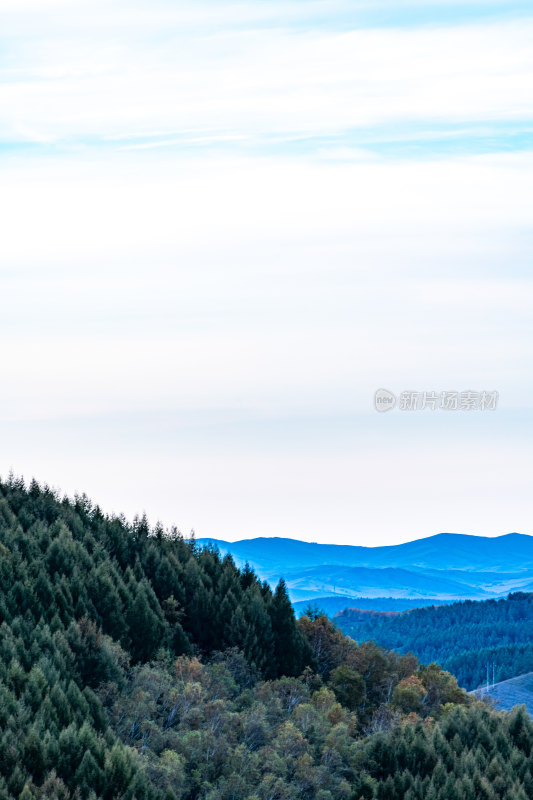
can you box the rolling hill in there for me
[472,672,533,715]
[274,564,493,601]
[197,532,533,602]
[197,532,533,572]
[2,476,533,799]
[334,592,533,691]
[292,595,458,616]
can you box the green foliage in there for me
[103,654,533,800]
[329,665,365,711]
[335,593,533,690]
[0,475,531,800]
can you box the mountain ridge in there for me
[197,531,533,602]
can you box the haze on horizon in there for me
[1,0,532,547]
[198,531,531,548]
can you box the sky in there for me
[1,0,532,545]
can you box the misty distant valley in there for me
[199,532,533,602]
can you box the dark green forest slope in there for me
[1,475,533,800]
[335,594,533,691]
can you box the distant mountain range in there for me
[196,532,533,603]
[292,596,459,617]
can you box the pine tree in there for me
[270,579,310,677]
[23,728,46,783]
[103,744,134,799]
[74,750,104,798]
[127,583,166,662]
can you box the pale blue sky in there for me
[1,0,532,544]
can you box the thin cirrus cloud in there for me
[1,2,533,151]
[0,0,532,544]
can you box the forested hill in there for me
[0,476,311,678]
[1,475,533,800]
[335,592,533,691]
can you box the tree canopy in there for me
[0,474,530,800]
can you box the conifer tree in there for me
[270,579,311,677]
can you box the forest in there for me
[335,594,533,691]
[1,474,533,799]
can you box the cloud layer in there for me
[1,0,532,544]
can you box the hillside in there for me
[1,474,533,800]
[335,593,533,691]
[198,533,533,602]
[293,596,457,616]
[279,564,491,601]
[473,672,533,715]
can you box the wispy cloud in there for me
[1,3,532,157]
[1,1,532,543]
